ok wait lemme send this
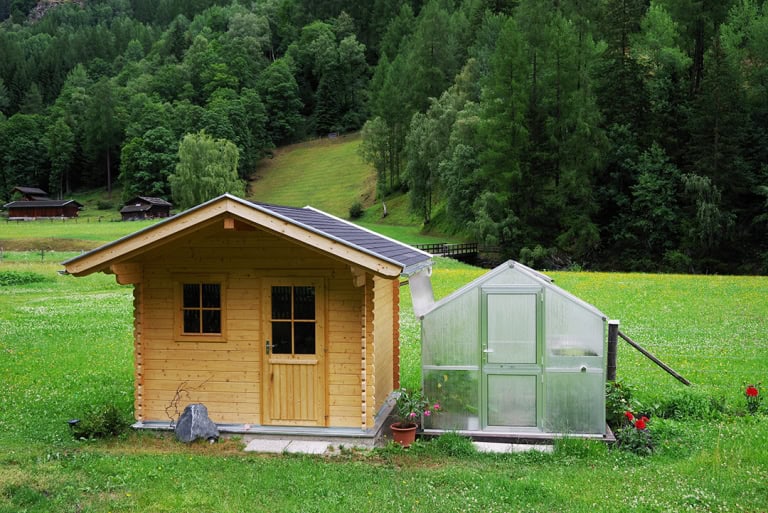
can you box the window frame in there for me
[269,285,318,356]
[174,274,227,342]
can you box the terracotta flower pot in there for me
[390,422,418,447]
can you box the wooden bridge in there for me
[414,242,479,258]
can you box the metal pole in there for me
[607,320,619,382]
[618,330,691,386]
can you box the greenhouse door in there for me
[481,287,542,430]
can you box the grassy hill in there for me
[248,133,451,244]
[248,133,374,217]
[1,134,454,251]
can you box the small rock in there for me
[174,404,219,443]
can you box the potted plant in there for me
[390,388,440,447]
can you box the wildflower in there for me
[746,386,759,397]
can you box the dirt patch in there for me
[0,238,100,252]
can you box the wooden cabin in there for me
[62,194,432,440]
[120,196,173,221]
[3,199,83,219]
[11,186,50,201]
[4,186,83,219]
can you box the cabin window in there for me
[175,276,226,341]
[182,283,222,334]
[270,285,316,355]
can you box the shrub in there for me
[605,379,636,428]
[428,432,477,457]
[615,411,654,456]
[655,388,722,420]
[348,201,364,219]
[0,271,51,286]
[96,200,114,210]
[70,403,131,440]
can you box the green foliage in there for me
[70,402,131,440]
[0,270,51,286]
[392,388,439,426]
[348,201,363,219]
[615,417,655,456]
[169,130,244,210]
[655,388,725,420]
[424,432,477,457]
[605,379,637,428]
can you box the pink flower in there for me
[433,403,441,410]
[409,412,416,418]
[424,410,431,417]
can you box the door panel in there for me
[487,375,537,427]
[262,280,325,426]
[482,288,542,430]
[486,294,537,364]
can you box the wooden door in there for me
[262,279,325,426]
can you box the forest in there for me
[1,0,767,273]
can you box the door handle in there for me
[266,339,272,355]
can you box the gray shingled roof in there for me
[3,199,82,208]
[250,200,432,274]
[12,186,48,196]
[124,196,173,206]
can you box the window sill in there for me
[176,334,227,343]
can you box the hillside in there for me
[248,134,374,218]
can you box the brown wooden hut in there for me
[120,197,173,221]
[11,186,50,201]
[3,199,83,219]
[62,194,432,441]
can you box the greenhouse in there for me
[414,261,607,438]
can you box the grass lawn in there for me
[2,254,768,512]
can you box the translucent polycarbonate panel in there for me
[422,292,479,366]
[545,289,605,367]
[423,369,480,430]
[484,265,541,286]
[487,374,537,427]
[486,293,537,364]
[409,269,435,317]
[543,369,605,434]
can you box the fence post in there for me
[607,320,619,382]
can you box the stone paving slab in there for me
[244,438,552,455]
[244,439,332,454]
[473,442,553,454]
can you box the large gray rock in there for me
[174,404,219,443]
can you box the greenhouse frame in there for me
[414,260,608,438]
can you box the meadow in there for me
[1,246,767,512]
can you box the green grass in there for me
[248,133,373,217]
[2,253,768,512]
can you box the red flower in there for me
[624,411,634,421]
[635,418,647,430]
[746,386,759,397]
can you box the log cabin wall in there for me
[371,274,395,425]
[129,222,367,428]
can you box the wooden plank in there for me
[143,379,257,393]
[143,358,256,372]
[143,348,260,362]
[142,369,258,382]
